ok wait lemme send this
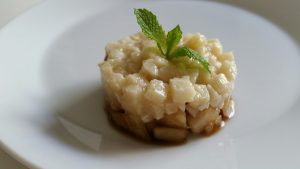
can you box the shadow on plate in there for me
[44,85,170,156]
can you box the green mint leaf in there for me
[172,47,211,73]
[166,25,182,57]
[134,8,211,74]
[134,8,166,55]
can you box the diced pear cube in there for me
[105,42,125,59]
[151,103,165,120]
[165,102,179,115]
[187,70,199,83]
[207,85,225,108]
[124,73,148,88]
[109,110,150,140]
[187,107,220,134]
[217,52,234,62]
[140,59,158,78]
[189,84,210,108]
[186,106,198,118]
[142,101,165,121]
[208,55,222,70]
[209,73,231,95]
[196,69,211,84]
[158,65,180,82]
[142,36,156,47]
[221,97,235,119]
[99,62,113,79]
[107,73,124,92]
[177,102,186,112]
[152,55,169,67]
[187,85,210,116]
[144,79,167,104]
[170,76,196,103]
[120,84,143,115]
[204,115,223,134]
[158,111,187,128]
[105,86,122,111]
[219,61,237,81]
[185,33,205,50]
[208,39,223,55]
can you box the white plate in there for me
[1,0,300,169]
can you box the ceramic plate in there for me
[1,0,300,169]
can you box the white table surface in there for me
[0,0,299,168]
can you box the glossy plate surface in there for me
[0,0,300,169]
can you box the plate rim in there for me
[1,1,300,169]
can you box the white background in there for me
[0,0,299,168]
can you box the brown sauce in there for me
[202,107,235,137]
[105,104,187,146]
[104,102,234,145]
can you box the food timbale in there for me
[99,9,237,143]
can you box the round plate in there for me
[1,0,300,169]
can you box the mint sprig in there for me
[172,47,211,73]
[134,8,210,73]
[134,9,167,55]
[166,25,182,57]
